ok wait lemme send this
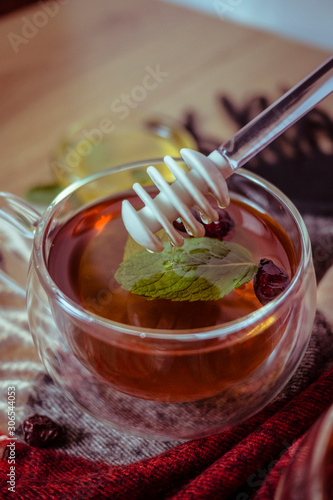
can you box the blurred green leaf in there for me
[26,183,63,205]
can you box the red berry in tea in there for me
[253,258,290,305]
[173,207,234,239]
[203,208,235,239]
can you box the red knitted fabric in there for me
[253,437,305,500]
[1,367,333,500]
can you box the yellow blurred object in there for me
[51,114,197,189]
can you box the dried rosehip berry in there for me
[173,208,234,240]
[253,258,290,305]
[203,208,234,239]
[22,414,66,448]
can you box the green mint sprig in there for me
[115,237,258,302]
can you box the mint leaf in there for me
[115,238,258,301]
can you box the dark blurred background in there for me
[0,0,37,16]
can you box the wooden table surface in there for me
[0,0,332,198]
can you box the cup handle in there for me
[0,193,41,292]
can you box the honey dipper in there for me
[122,56,333,252]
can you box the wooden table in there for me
[0,0,332,198]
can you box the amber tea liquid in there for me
[48,191,296,401]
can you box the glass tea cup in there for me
[275,404,333,500]
[0,160,317,440]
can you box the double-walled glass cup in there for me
[0,160,316,440]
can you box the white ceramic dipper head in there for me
[121,149,232,252]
